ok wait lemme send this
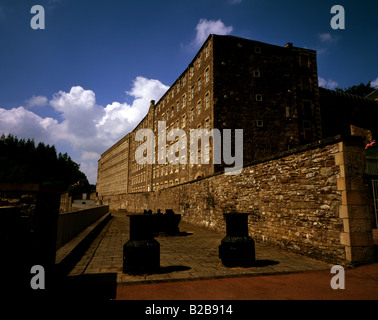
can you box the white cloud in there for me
[81,151,101,161]
[0,106,57,142]
[371,77,378,89]
[0,76,168,184]
[318,33,335,43]
[193,19,233,48]
[97,76,168,148]
[79,161,98,187]
[25,95,48,108]
[318,77,339,90]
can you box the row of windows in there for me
[152,146,211,177]
[157,92,211,125]
[153,179,182,191]
[155,67,210,117]
[131,173,146,185]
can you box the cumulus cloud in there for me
[318,77,339,90]
[0,107,57,142]
[25,95,48,108]
[0,76,168,183]
[371,77,378,89]
[98,76,169,147]
[193,19,233,48]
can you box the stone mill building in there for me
[96,34,378,266]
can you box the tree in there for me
[335,81,375,97]
[0,134,88,191]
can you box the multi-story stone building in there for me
[97,34,322,197]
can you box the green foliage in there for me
[0,134,88,191]
[335,81,375,97]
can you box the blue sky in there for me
[0,0,377,184]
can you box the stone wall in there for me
[0,184,61,293]
[99,136,375,265]
[59,192,72,213]
[56,205,109,250]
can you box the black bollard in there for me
[123,215,160,275]
[219,213,255,267]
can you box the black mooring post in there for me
[123,215,160,275]
[219,213,255,268]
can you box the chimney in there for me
[285,42,293,48]
[150,100,155,108]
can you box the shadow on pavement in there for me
[157,265,192,274]
[53,273,118,300]
[253,260,280,267]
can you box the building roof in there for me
[319,87,378,103]
[366,89,378,100]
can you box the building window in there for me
[256,94,263,101]
[205,144,210,163]
[254,47,261,54]
[299,54,309,68]
[182,75,186,87]
[171,106,174,117]
[182,115,186,127]
[176,83,180,93]
[303,120,312,130]
[198,78,201,91]
[205,67,210,83]
[191,86,195,100]
[302,77,311,91]
[286,106,290,118]
[253,69,260,77]
[257,120,264,127]
[198,55,201,69]
[303,101,313,116]
[205,118,210,129]
[176,101,180,112]
[190,66,194,78]
[205,43,209,58]
[205,92,210,109]
[197,100,201,115]
[191,108,194,121]
[166,110,169,120]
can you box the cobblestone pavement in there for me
[68,212,333,285]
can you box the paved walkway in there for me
[59,212,378,301]
[68,212,333,283]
